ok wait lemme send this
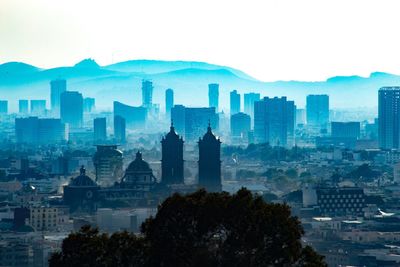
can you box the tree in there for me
[50,189,326,267]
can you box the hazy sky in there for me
[1,0,400,81]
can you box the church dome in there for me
[70,166,97,187]
[126,151,151,173]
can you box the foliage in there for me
[50,189,326,267]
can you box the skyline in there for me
[2,0,400,82]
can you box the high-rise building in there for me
[170,105,186,134]
[331,122,360,139]
[19,100,29,114]
[208,83,219,111]
[93,117,107,142]
[230,90,240,115]
[15,117,66,144]
[30,100,46,116]
[254,97,296,147]
[230,112,251,138]
[165,88,174,118]
[306,94,329,129]
[142,80,153,107]
[379,87,400,149]
[60,91,83,128]
[296,108,306,126]
[114,115,126,143]
[244,93,260,120]
[83,97,95,113]
[185,107,218,141]
[93,145,123,186]
[0,100,8,114]
[113,101,146,128]
[198,124,222,192]
[50,79,67,115]
[161,123,184,185]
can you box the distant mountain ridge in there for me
[0,58,398,111]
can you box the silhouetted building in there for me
[19,100,28,114]
[60,91,83,128]
[120,151,157,194]
[161,123,184,185]
[142,80,153,107]
[0,100,8,114]
[165,88,174,118]
[254,97,296,147]
[198,124,222,192]
[231,112,251,138]
[15,117,66,144]
[331,122,360,139]
[63,166,99,213]
[306,94,329,129]
[208,83,219,111]
[30,100,46,116]
[379,87,400,149]
[93,145,123,186]
[50,79,66,115]
[244,93,260,120]
[113,101,146,128]
[230,90,240,115]
[114,115,126,143]
[93,117,107,142]
[83,97,95,113]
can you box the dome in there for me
[70,166,97,187]
[125,151,151,173]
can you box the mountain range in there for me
[0,58,398,112]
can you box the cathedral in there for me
[63,124,222,212]
[198,123,222,192]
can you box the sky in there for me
[1,0,400,82]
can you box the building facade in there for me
[60,91,83,128]
[208,83,219,111]
[230,90,240,115]
[379,87,400,149]
[161,124,184,185]
[306,94,329,130]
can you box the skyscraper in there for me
[50,79,67,115]
[93,145,123,186]
[93,117,107,142]
[113,101,147,128]
[161,123,184,185]
[331,122,360,139]
[142,80,153,107]
[60,91,83,128]
[198,124,221,192]
[30,100,46,116]
[15,117,66,144]
[165,88,174,118]
[230,90,240,115]
[19,100,29,114]
[184,107,218,141]
[230,112,251,138]
[114,115,126,143]
[0,100,8,114]
[170,105,186,134]
[254,97,296,147]
[244,93,260,120]
[208,83,219,111]
[306,94,329,129]
[83,97,95,113]
[379,87,400,149]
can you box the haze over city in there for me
[2,0,400,81]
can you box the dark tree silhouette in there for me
[50,189,326,267]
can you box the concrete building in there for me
[19,100,29,114]
[113,101,146,128]
[254,97,295,147]
[50,79,66,115]
[114,115,126,143]
[93,145,123,186]
[230,90,240,115]
[244,93,260,121]
[230,112,251,139]
[306,94,329,130]
[93,117,107,143]
[378,87,400,149]
[142,80,153,108]
[30,100,46,116]
[15,117,66,144]
[0,100,8,114]
[331,122,360,139]
[83,97,95,113]
[208,83,219,111]
[60,91,83,128]
[165,88,174,119]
